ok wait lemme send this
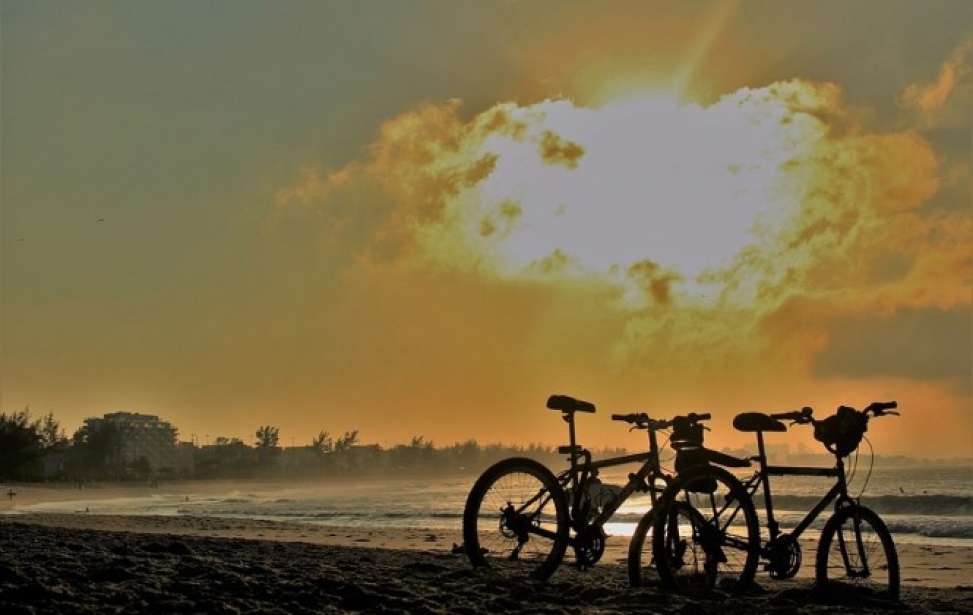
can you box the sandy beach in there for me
[2,512,972,614]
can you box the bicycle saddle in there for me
[733,412,787,432]
[546,394,596,413]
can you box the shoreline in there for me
[1,518,972,614]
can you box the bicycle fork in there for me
[837,510,871,578]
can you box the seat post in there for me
[563,411,579,490]
[756,430,779,537]
[565,412,577,454]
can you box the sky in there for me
[2,1,971,456]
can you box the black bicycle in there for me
[649,401,901,599]
[462,394,712,580]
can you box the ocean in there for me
[10,463,973,547]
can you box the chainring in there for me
[766,534,802,579]
[574,527,607,570]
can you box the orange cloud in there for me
[900,38,973,121]
[273,77,970,453]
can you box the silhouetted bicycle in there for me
[648,401,901,599]
[462,394,712,580]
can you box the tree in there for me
[0,408,44,480]
[333,430,359,452]
[129,456,152,480]
[311,430,333,454]
[70,421,124,479]
[38,413,67,449]
[255,425,280,449]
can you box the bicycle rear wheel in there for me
[652,464,759,593]
[462,457,569,581]
[815,505,899,601]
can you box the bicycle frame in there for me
[559,417,670,540]
[741,430,850,547]
[518,417,670,545]
[560,449,666,532]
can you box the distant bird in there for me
[899,486,905,494]
[96,218,105,223]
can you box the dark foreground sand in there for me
[2,520,972,614]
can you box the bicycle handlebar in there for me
[611,411,710,429]
[765,402,899,425]
[770,406,814,423]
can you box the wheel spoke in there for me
[465,463,566,579]
[653,468,758,593]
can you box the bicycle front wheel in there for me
[462,457,569,580]
[815,504,899,601]
[627,508,656,586]
[652,464,759,593]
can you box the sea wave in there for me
[882,517,973,539]
[771,494,973,516]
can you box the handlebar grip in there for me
[612,412,647,424]
[693,412,711,421]
[867,401,898,415]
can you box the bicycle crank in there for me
[765,534,802,579]
[573,527,607,570]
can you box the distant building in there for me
[82,412,185,473]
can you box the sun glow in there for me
[408,85,831,308]
[278,78,944,319]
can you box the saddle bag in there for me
[814,405,868,456]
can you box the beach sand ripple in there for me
[1,521,972,614]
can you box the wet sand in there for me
[2,515,972,614]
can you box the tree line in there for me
[0,409,629,482]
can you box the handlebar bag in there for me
[670,417,704,450]
[813,406,868,456]
[674,448,717,493]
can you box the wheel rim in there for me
[662,473,753,591]
[474,470,561,567]
[823,512,893,597]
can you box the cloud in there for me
[813,306,972,387]
[900,37,973,124]
[538,131,584,168]
[274,76,969,409]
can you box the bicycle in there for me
[462,393,713,580]
[648,401,901,599]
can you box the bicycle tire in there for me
[652,464,760,593]
[815,504,899,601]
[463,457,569,581]
[628,507,656,586]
